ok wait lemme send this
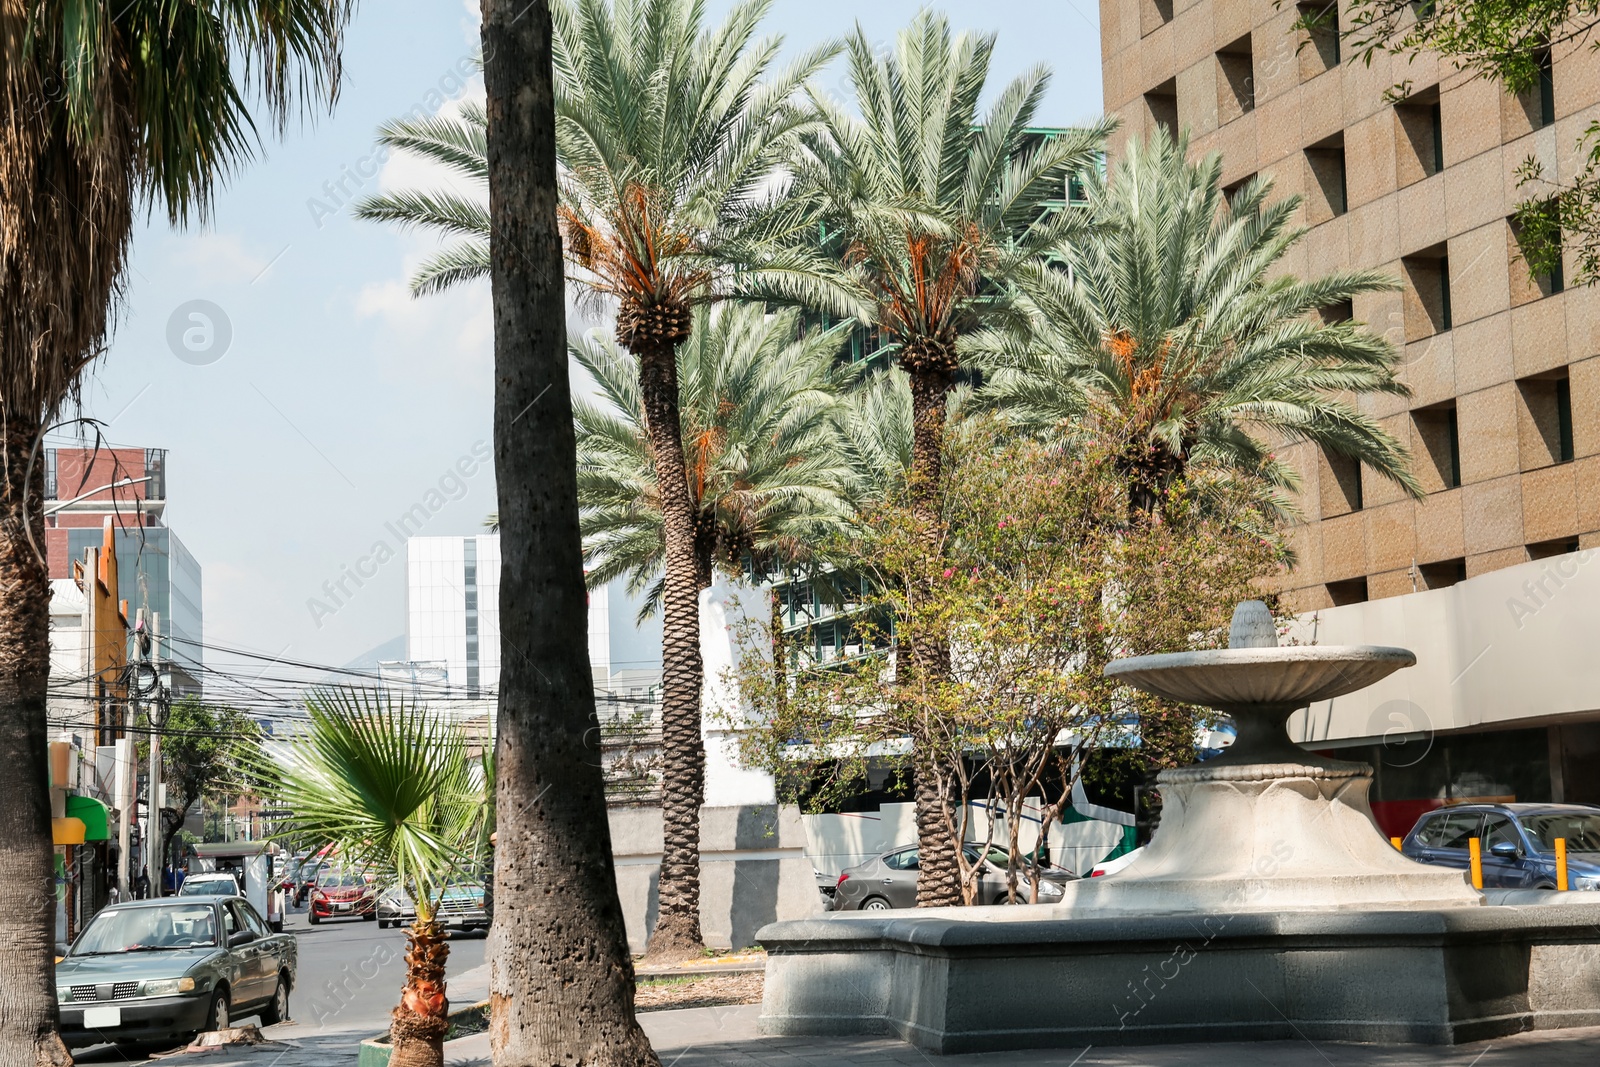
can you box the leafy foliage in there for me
[726,421,1284,896]
[135,697,263,861]
[971,129,1418,519]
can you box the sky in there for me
[72,0,1108,678]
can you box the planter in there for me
[358,1001,489,1067]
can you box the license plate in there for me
[83,1006,121,1029]
[335,903,350,911]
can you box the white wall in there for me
[1286,546,1600,747]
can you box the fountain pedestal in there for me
[756,603,1600,1051]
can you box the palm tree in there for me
[357,0,843,957]
[263,693,485,1067]
[974,129,1421,518]
[0,6,352,1059]
[786,11,1110,906]
[547,0,846,956]
[572,303,854,612]
[480,0,658,1058]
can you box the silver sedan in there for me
[829,844,1068,910]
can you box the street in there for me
[71,902,487,1065]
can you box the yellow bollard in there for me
[1469,837,1483,890]
[1558,837,1569,891]
[1390,837,1403,850]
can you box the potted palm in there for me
[259,690,488,1067]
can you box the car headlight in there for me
[1573,875,1600,891]
[142,977,196,997]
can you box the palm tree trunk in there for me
[480,3,658,1063]
[905,368,962,908]
[629,322,706,960]
[389,918,450,1067]
[0,413,72,1066]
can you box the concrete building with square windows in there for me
[1101,1,1600,832]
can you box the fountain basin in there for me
[757,899,1600,1051]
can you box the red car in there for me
[307,869,377,924]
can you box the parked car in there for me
[177,873,243,899]
[55,897,294,1048]
[1090,846,1146,878]
[1400,803,1600,890]
[376,881,488,931]
[830,844,1067,910]
[307,869,377,924]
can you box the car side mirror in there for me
[1489,841,1520,858]
[228,930,254,948]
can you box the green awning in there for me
[64,796,111,842]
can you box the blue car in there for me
[1399,803,1600,890]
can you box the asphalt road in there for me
[72,901,488,1064]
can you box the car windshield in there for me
[1521,812,1600,852]
[74,906,216,954]
[178,878,235,896]
[321,871,367,887]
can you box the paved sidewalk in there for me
[130,1007,1600,1065]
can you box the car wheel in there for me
[204,988,231,1033]
[260,973,290,1026]
[307,911,320,925]
[363,910,376,921]
[861,896,892,911]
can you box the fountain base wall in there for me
[757,902,1600,1052]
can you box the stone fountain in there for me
[757,602,1600,1052]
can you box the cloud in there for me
[167,233,273,285]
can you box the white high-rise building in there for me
[399,534,610,696]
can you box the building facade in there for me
[1101,0,1600,828]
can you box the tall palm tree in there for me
[973,128,1422,517]
[548,0,845,956]
[0,6,352,1060]
[480,0,658,1058]
[787,11,1110,906]
[263,692,486,1067]
[572,303,854,613]
[359,0,844,957]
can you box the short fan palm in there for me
[573,302,854,609]
[263,692,486,1067]
[975,129,1421,517]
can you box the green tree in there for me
[262,692,486,1067]
[572,303,854,612]
[357,0,841,958]
[730,423,1282,898]
[479,0,659,1058]
[1332,1,1600,283]
[0,6,353,1060]
[785,10,1110,905]
[974,129,1421,522]
[135,697,263,865]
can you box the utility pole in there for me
[134,613,169,897]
